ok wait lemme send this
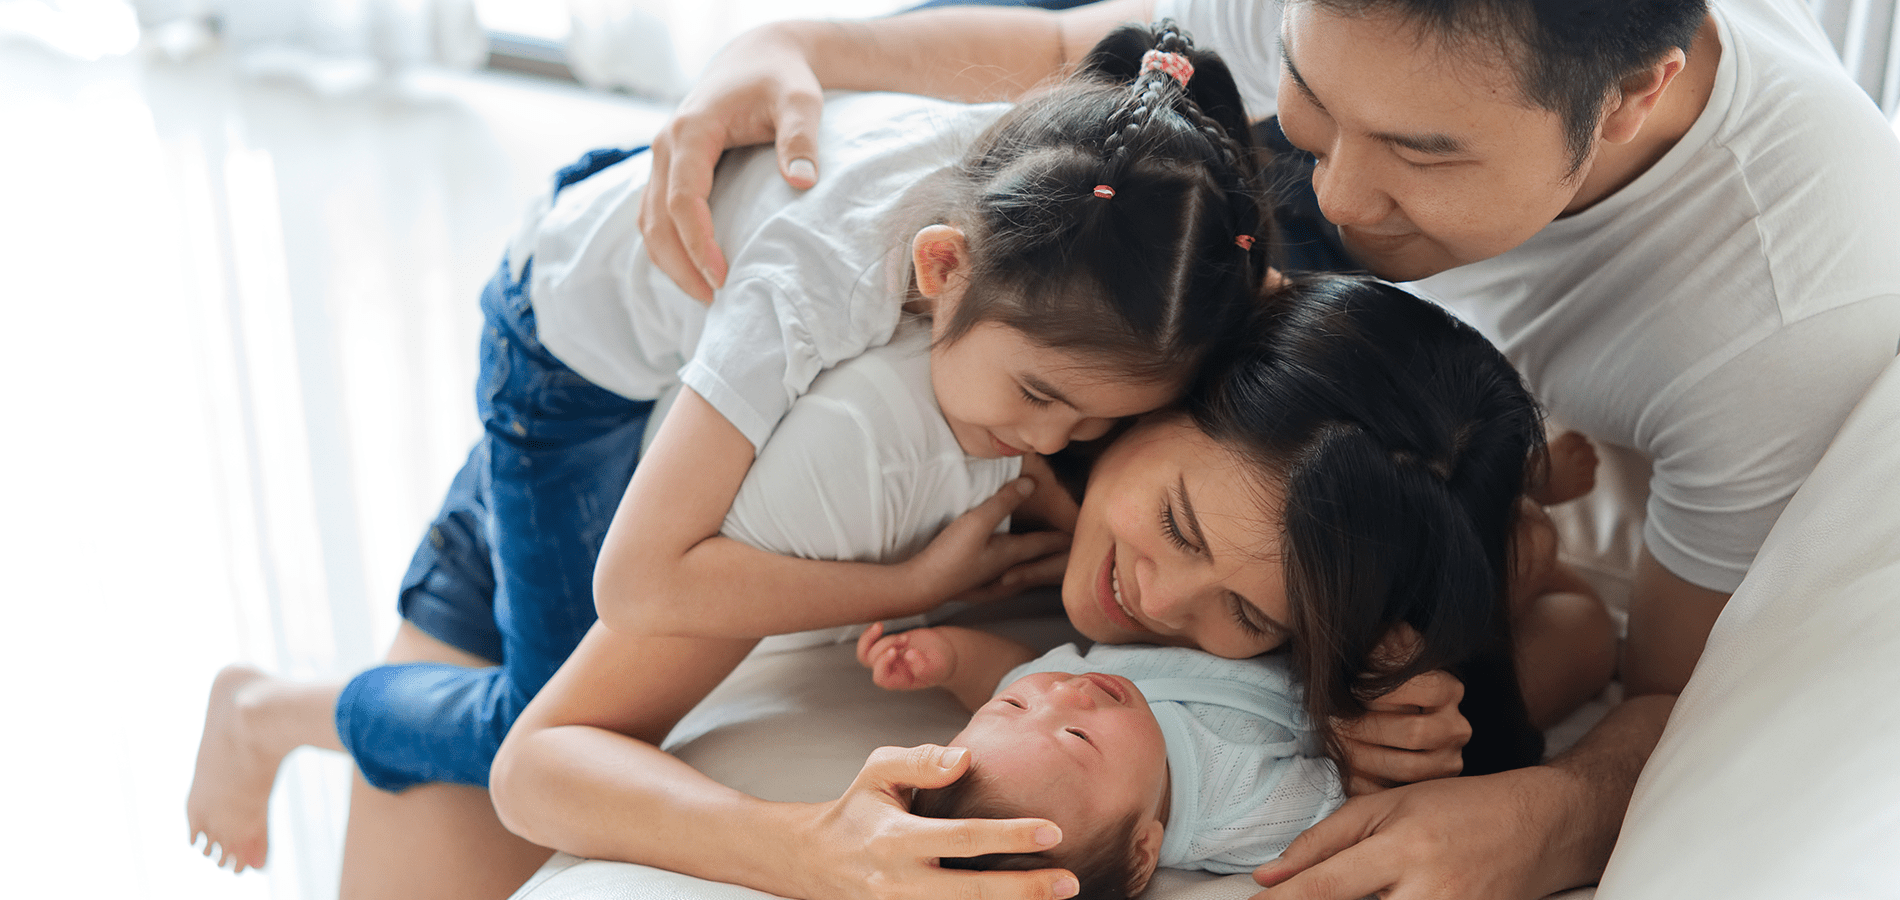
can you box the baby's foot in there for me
[1533,431,1600,506]
[186,664,283,873]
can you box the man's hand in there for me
[638,23,825,302]
[1251,766,1584,900]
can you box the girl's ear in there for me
[1126,818,1167,895]
[911,224,970,308]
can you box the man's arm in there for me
[639,0,1153,301]
[1623,549,1731,696]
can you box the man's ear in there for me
[911,224,969,304]
[1598,47,1687,145]
[1125,818,1167,895]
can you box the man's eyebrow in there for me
[1176,475,1212,562]
[1023,374,1076,408]
[1279,36,1324,111]
[1377,130,1466,156]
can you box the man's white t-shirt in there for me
[1158,0,1900,592]
[519,92,1011,453]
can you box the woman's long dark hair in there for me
[1192,274,1546,774]
[893,20,1271,384]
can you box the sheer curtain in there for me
[1809,0,1900,116]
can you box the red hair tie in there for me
[1093,185,1116,199]
[1235,234,1255,250]
[1140,49,1195,87]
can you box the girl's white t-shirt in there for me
[518,91,1011,453]
[722,323,1021,565]
[1159,0,1900,592]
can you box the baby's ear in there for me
[1126,819,1166,895]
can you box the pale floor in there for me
[0,33,670,900]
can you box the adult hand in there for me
[1334,628,1471,793]
[639,24,825,302]
[1251,766,1584,900]
[792,744,1080,900]
[905,478,1073,610]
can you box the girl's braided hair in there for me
[897,20,1272,384]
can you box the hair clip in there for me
[1235,234,1255,250]
[1093,185,1116,199]
[1140,49,1195,87]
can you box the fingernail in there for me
[1256,866,1288,887]
[1052,875,1079,898]
[939,746,966,768]
[1034,825,1061,847]
[788,158,816,182]
[1016,478,1035,496]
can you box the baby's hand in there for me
[855,623,957,691]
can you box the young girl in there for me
[188,20,1269,894]
[492,275,1607,900]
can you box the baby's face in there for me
[949,671,1170,839]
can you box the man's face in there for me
[1276,2,1591,281]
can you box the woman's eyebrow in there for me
[1177,475,1212,561]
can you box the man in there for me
[634,1,1900,897]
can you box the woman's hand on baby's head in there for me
[856,623,957,691]
[796,745,1077,900]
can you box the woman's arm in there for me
[595,388,1069,638]
[490,623,1081,900]
[639,0,1153,302]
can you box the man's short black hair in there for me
[1297,0,1709,170]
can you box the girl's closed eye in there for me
[1018,384,1055,407]
[1065,727,1092,744]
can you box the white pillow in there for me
[1598,357,1900,897]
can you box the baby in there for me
[855,624,1345,899]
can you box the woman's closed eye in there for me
[1160,494,1199,553]
[1227,593,1272,638]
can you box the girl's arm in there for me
[489,623,1080,900]
[855,623,1039,712]
[595,388,1070,638]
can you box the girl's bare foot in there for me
[186,664,286,873]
